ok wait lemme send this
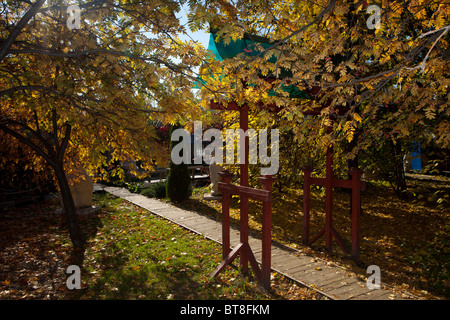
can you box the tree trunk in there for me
[0,113,84,249]
[54,162,85,249]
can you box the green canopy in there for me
[196,31,311,100]
[208,31,274,61]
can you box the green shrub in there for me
[141,181,167,199]
[127,182,143,194]
[153,181,168,199]
[166,124,191,203]
[166,161,191,202]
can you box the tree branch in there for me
[0,85,52,98]
[0,0,46,62]
[8,48,200,81]
[262,0,337,53]
[0,121,56,167]
[0,114,56,158]
[58,123,71,164]
[405,25,450,73]
[52,108,60,154]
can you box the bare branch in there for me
[406,25,450,73]
[419,25,450,39]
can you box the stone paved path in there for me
[99,185,418,300]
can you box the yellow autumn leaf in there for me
[354,113,363,123]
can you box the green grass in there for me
[69,192,322,300]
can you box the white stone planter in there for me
[68,174,93,209]
[58,167,95,214]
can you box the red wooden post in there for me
[209,100,278,289]
[302,167,313,245]
[211,178,274,289]
[259,175,277,290]
[239,104,249,273]
[219,170,233,259]
[350,168,361,261]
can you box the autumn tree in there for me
[0,0,207,248]
[192,0,449,194]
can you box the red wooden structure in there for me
[210,170,276,289]
[300,97,366,261]
[204,33,366,290]
[302,145,366,261]
[209,101,276,289]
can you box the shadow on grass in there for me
[66,212,104,267]
[78,251,214,299]
[66,192,283,300]
[0,195,104,299]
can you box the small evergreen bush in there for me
[166,124,191,203]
